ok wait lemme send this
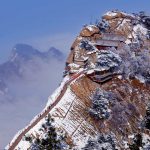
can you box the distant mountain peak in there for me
[10,44,40,61]
[13,43,34,50]
[0,43,64,82]
[48,47,64,59]
[10,44,64,62]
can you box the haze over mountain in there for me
[0,44,65,148]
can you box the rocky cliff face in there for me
[7,11,150,150]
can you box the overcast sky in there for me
[0,0,150,63]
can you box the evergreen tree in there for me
[82,133,117,150]
[25,114,68,150]
[129,134,142,150]
[89,89,111,120]
[144,104,150,130]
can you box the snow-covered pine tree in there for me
[89,88,111,120]
[95,50,122,72]
[25,114,68,150]
[82,133,117,150]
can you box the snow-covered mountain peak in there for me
[7,11,150,150]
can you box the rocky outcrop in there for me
[80,25,100,37]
